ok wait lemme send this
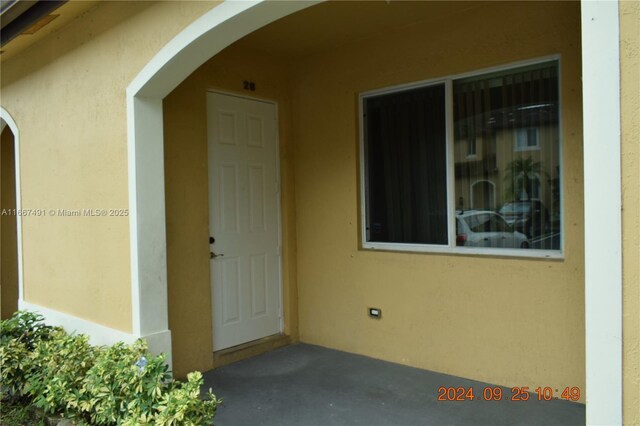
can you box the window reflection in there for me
[453,61,561,250]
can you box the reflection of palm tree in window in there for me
[504,156,547,201]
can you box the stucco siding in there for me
[163,45,299,377]
[620,1,640,423]
[291,1,585,394]
[0,1,219,332]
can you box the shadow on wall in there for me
[1,127,19,319]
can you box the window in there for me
[515,127,540,150]
[361,58,561,256]
[467,135,477,157]
[362,83,448,245]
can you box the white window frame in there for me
[514,127,541,151]
[358,55,563,259]
[466,135,477,158]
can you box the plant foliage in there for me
[0,311,220,425]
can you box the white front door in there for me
[207,92,281,351]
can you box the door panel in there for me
[207,92,281,351]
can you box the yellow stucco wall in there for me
[163,45,299,377]
[1,128,19,319]
[0,1,637,416]
[620,1,640,423]
[160,0,588,393]
[292,1,585,394]
[0,1,218,332]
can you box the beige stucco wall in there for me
[1,128,19,319]
[292,1,585,394]
[162,1,584,386]
[0,0,636,416]
[0,1,218,332]
[163,45,299,377]
[620,1,640,423]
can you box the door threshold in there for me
[213,334,290,368]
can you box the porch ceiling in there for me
[234,1,483,60]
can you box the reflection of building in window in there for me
[361,59,561,252]
[471,180,496,209]
[452,60,560,250]
[515,174,541,200]
[467,135,477,157]
[515,127,540,150]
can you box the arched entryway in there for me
[125,1,622,421]
[470,180,496,210]
[0,108,23,320]
[125,1,315,373]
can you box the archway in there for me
[0,108,23,320]
[125,0,316,366]
[470,180,496,210]
[125,1,622,421]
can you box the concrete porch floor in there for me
[202,343,585,426]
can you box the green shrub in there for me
[23,329,97,417]
[0,310,57,347]
[0,311,59,397]
[70,340,172,425]
[1,311,221,425]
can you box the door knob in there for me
[210,252,224,259]
[209,236,215,244]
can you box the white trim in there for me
[18,301,172,367]
[358,56,563,259]
[142,329,173,370]
[0,107,24,306]
[581,1,622,424]
[445,80,457,249]
[362,242,564,260]
[19,301,137,346]
[359,55,561,99]
[359,95,368,244]
[127,96,168,338]
[127,1,319,100]
[126,94,141,337]
[274,101,285,333]
[126,0,319,366]
[470,180,496,210]
[557,57,565,255]
[514,127,541,152]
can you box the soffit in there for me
[1,0,98,63]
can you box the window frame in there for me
[467,135,477,158]
[515,127,541,151]
[358,55,563,259]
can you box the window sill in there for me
[362,242,564,260]
[514,146,541,152]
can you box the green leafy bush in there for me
[0,311,59,397]
[23,329,96,416]
[70,340,171,425]
[0,310,56,347]
[1,311,220,425]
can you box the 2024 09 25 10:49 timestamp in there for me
[437,386,581,402]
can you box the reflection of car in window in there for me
[456,210,529,249]
[498,200,549,238]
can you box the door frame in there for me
[207,89,285,343]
